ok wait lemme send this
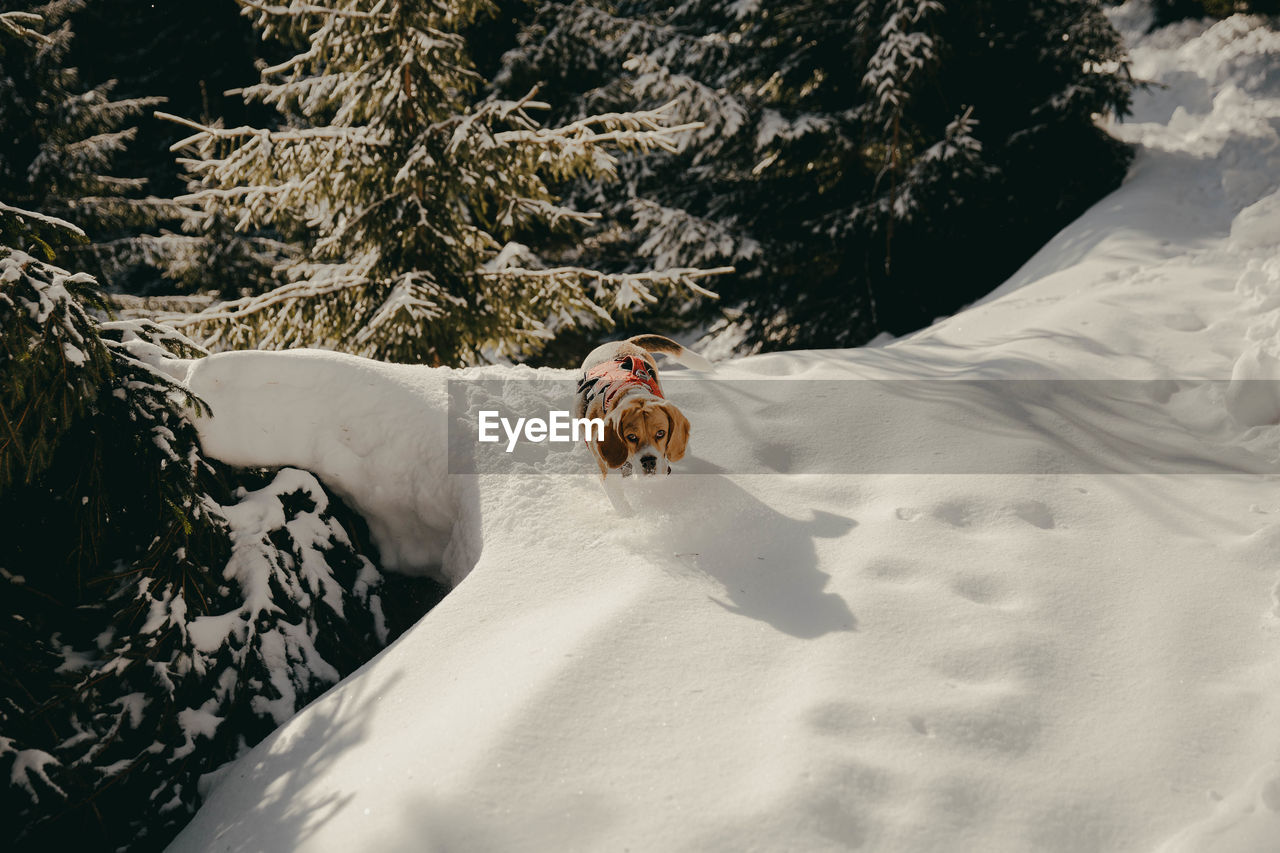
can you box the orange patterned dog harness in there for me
[577,355,663,417]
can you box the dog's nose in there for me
[640,455,657,474]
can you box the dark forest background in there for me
[7,0,1149,363]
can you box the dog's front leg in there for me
[602,468,634,516]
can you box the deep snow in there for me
[168,5,1280,852]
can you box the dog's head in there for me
[600,398,690,476]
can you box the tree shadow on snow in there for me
[624,476,858,638]
[166,669,406,853]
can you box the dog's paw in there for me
[602,473,634,516]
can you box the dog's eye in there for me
[656,430,665,439]
[626,434,638,443]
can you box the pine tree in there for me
[497,0,1133,350]
[0,236,405,850]
[1,20,413,847]
[157,154,296,300]
[0,0,171,289]
[63,0,292,299]
[160,0,727,367]
[65,0,272,203]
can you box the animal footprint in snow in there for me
[951,573,1005,605]
[862,557,920,583]
[805,701,879,737]
[1161,312,1207,332]
[931,501,974,527]
[927,697,1042,755]
[1264,776,1280,812]
[1012,500,1056,529]
[906,498,1058,531]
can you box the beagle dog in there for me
[573,334,711,483]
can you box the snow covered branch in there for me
[238,0,390,19]
[157,112,390,151]
[0,202,86,240]
[0,10,48,42]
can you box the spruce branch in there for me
[237,0,391,19]
[157,113,392,150]
[0,10,49,42]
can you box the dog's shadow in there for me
[619,476,857,639]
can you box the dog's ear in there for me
[600,413,630,468]
[663,403,691,462]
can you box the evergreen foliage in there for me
[0,242,403,851]
[0,10,447,848]
[65,0,292,298]
[497,0,1135,349]
[0,68,409,847]
[158,159,296,300]
[163,0,726,366]
[0,0,170,289]
[65,0,272,201]
[0,240,109,493]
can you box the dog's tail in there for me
[627,334,715,372]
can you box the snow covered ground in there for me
[168,5,1280,852]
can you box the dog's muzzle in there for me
[640,454,658,475]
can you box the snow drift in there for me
[182,349,481,583]
[170,6,1280,852]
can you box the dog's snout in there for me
[640,454,658,473]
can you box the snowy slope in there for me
[169,6,1280,852]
